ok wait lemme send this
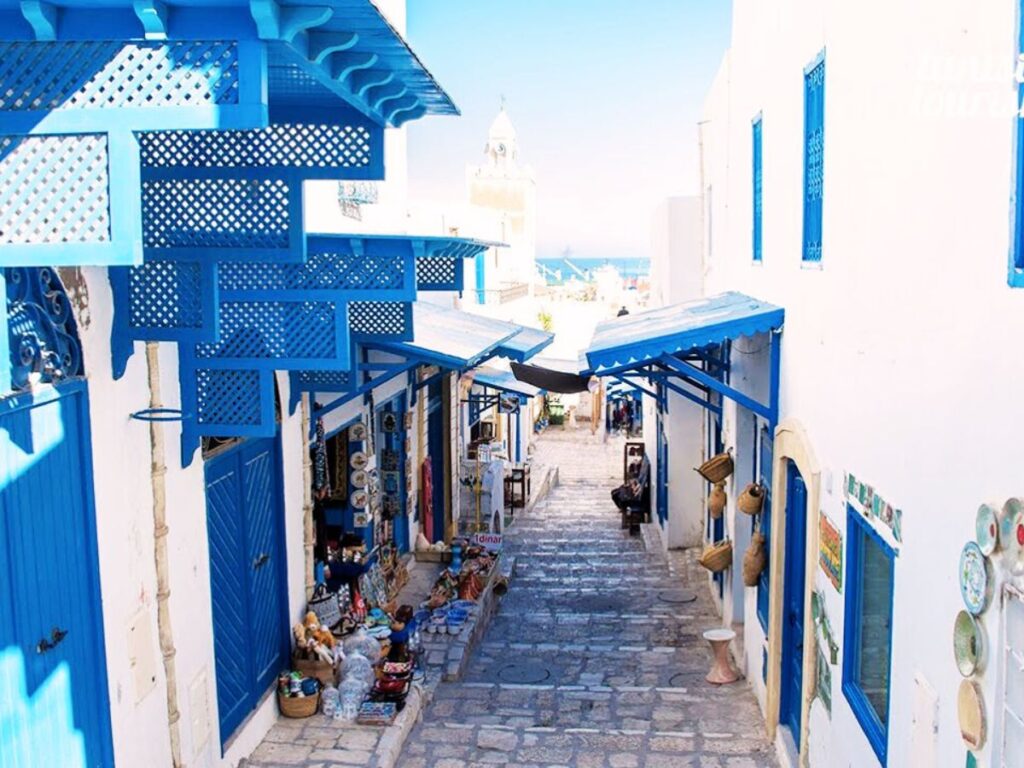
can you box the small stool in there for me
[702,628,739,685]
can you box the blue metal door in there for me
[378,396,409,553]
[205,435,288,749]
[780,460,807,747]
[427,384,445,542]
[0,383,113,767]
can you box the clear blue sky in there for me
[405,0,732,261]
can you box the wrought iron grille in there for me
[0,134,110,244]
[0,41,239,111]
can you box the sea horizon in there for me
[537,256,651,282]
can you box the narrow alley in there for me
[399,428,778,768]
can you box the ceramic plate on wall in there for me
[1002,499,1024,574]
[350,451,368,470]
[957,679,986,750]
[350,469,368,488]
[975,504,1000,555]
[350,423,367,441]
[959,542,992,615]
[953,610,985,677]
[350,489,368,509]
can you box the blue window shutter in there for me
[1013,13,1024,286]
[802,55,825,263]
[753,116,763,262]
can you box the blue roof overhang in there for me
[584,292,785,428]
[495,326,554,363]
[471,367,542,399]
[0,0,457,128]
[369,302,521,371]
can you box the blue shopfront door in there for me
[205,435,289,749]
[0,383,114,767]
[780,460,807,747]
[426,383,446,542]
[378,396,409,553]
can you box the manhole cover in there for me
[667,672,696,687]
[657,590,698,604]
[498,663,552,684]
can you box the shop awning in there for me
[584,292,784,374]
[583,291,784,428]
[510,361,592,394]
[370,303,520,370]
[471,367,542,399]
[495,327,555,362]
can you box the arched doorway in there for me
[0,267,114,767]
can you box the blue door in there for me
[426,384,446,542]
[0,383,114,767]
[656,407,668,523]
[780,460,807,747]
[205,435,289,749]
[378,396,409,553]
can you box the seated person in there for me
[611,454,650,510]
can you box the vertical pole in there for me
[768,328,782,431]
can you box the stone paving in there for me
[398,426,778,768]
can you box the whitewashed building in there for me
[693,2,1024,767]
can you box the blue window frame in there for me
[842,506,896,765]
[802,52,825,263]
[1012,11,1024,286]
[752,114,763,262]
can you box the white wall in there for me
[701,1,1024,766]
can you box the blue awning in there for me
[371,303,520,370]
[495,326,554,362]
[584,292,784,374]
[472,367,542,398]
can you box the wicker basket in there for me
[699,539,733,573]
[742,532,767,586]
[696,452,734,483]
[278,689,320,719]
[708,482,727,519]
[737,483,765,516]
[292,654,335,686]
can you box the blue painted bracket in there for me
[465,390,499,425]
[310,359,417,429]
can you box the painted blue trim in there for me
[752,114,763,263]
[312,361,416,423]
[658,355,773,422]
[842,504,895,766]
[802,51,825,264]
[474,251,486,304]
[1012,5,1024,287]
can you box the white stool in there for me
[703,627,739,685]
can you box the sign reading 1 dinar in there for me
[472,532,503,551]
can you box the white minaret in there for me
[467,105,538,302]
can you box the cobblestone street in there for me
[399,427,778,768]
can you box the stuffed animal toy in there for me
[311,626,335,649]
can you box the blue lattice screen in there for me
[802,56,825,263]
[348,301,412,340]
[416,257,464,291]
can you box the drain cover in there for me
[657,590,698,604]
[667,672,696,687]
[498,663,552,684]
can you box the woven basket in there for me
[278,689,320,718]
[292,654,335,686]
[699,539,733,573]
[737,483,765,516]
[696,452,734,483]
[708,482,727,519]
[743,532,767,586]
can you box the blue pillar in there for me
[475,251,486,305]
[0,271,9,394]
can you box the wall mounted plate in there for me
[959,542,992,615]
[976,504,1000,556]
[350,451,368,470]
[350,469,368,488]
[957,679,986,750]
[1002,498,1024,575]
[953,610,985,677]
[350,422,367,441]
[350,489,368,510]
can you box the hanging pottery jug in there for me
[743,532,767,586]
[708,481,727,518]
[738,483,765,515]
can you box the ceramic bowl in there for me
[447,623,464,635]
[447,609,469,622]
[451,600,477,613]
[976,503,1000,556]
[953,610,985,676]
[958,679,986,750]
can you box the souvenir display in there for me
[350,469,368,488]
[958,542,992,615]
[1001,498,1024,574]
[381,411,398,433]
[957,679,986,750]
[350,451,368,470]
[350,422,367,441]
[350,489,368,510]
[381,448,399,471]
[953,610,985,677]
[975,503,999,556]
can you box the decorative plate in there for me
[350,451,368,470]
[350,469,368,488]
[975,504,1000,556]
[959,542,992,615]
[1002,498,1024,574]
[957,678,986,750]
[350,489,368,510]
[350,422,367,441]
[953,610,985,677]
